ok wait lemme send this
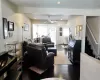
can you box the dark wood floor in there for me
[22,64,80,80]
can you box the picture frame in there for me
[60,32,62,36]
[2,18,8,39]
[24,24,29,31]
[59,27,62,31]
[76,25,83,34]
[8,21,14,31]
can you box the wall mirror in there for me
[2,18,8,39]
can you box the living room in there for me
[22,16,83,80]
[0,0,83,79]
[1,0,100,80]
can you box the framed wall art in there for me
[8,21,14,31]
[60,32,62,36]
[24,24,29,31]
[59,27,62,31]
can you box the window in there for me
[32,24,56,44]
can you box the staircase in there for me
[86,22,99,58]
[85,37,95,57]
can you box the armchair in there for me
[25,44,54,69]
[42,36,54,48]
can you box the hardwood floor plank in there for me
[22,64,80,80]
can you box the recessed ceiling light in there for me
[57,1,60,4]
[61,19,62,20]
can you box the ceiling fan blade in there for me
[47,15,52,23]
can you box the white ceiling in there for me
[9,0,100,9]
[25,14,69,20]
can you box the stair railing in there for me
[86,22,99,58]
[87,22,98,44]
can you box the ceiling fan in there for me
[47,15,57,24]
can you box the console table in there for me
[0,51,22,80]
[6,41,21,56]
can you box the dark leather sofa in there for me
[23,42,54,70]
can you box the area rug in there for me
[54,51,71,65]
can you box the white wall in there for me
[56,24,69,45]
[0,0,32,52]
[80,53,100,80]
[66,16,86,53]
[67,16,84,40]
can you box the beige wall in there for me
[1,0,18,52]
[0,0,32,52]
[87,17,99,42]
[16,13,32,41]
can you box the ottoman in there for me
[48,47,57,56]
